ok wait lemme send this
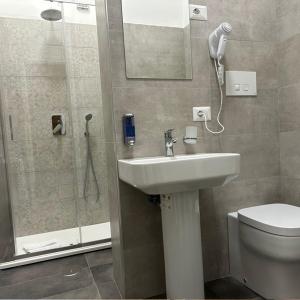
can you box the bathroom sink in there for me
[118,153,240,299]
[118,153,240,194]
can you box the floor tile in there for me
[45,282,101,299]
[0,254,88,288]
[85,249,113,268]
[97,280,121,299]
[205,277,262,299]
[91,263,120,299]
[148,293,167,299]
[0,267,93,299]
[91,263,113,284]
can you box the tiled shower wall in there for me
[103,0,280,297]
[278,1,300,206]
[0,17,109,237]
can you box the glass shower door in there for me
[0,0,111,261]
[62,1,111,245]
[0,2,81,256]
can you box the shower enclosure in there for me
[0,0,111,267]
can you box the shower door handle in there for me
[8,115,14,141]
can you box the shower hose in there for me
[84,120,101,202]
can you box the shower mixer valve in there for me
[52,114,66,136]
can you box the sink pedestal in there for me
[161,191,204,299]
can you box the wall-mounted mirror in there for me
[121,0,193,80]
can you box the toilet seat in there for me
[238,203,300,237]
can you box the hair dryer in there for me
[208,22,232,61]
[201,23,232,135]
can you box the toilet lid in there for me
[238,204,300,237]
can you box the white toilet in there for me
[228,203,300,299]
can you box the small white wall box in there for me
[226,71,257,96]
[189,5,207,21]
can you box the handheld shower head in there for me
[85,114,93,122]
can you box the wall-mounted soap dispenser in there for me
[123,114,135,146]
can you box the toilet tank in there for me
[228,212,242,282]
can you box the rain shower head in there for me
[85,114,93,121]
[41,2,62,22]
[41,9,62,21]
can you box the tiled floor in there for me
[150,277,263,300]
[205,277,263,299]
[0,249,121,299]
[0,251,263,300]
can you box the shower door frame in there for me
[0,95,15,263]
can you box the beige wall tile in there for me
[280,130,300,179]
[65,24,98,48]
[278,35,300,87]
[281,177,300,205]
[279,84,300,132]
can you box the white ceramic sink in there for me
[118,153,240,194]
[118,152,240,299]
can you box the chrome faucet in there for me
[164,129,177,157]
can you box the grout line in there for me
[89,262,103,298]
[85,250,119,299]
[85,252,92,269]
[112,277,122,299]
[85,252,114,295]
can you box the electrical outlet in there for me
[189,5,208,21]
[193,107,211,122]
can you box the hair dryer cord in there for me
[202,59,225,135]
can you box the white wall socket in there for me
[189,5,208,21]
[193,107,211,122]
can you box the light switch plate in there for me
[189,5,207,21]
[226,71,257,96]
